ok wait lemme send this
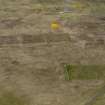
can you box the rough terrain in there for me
[0,0,105,105]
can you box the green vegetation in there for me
[0,91,28,105]
[64,65,105,80]
[64,64,72,80]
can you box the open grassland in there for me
[0,0,105,105]
[64,65,105,80]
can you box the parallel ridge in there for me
[0,33,70,45]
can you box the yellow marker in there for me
[51,21,60,30]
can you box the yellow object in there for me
[51,21,60,30]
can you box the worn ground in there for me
[0,0,105,105]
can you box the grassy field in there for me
[0,0,105,105]
[64,65,105,80]
[0,91,29,105]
